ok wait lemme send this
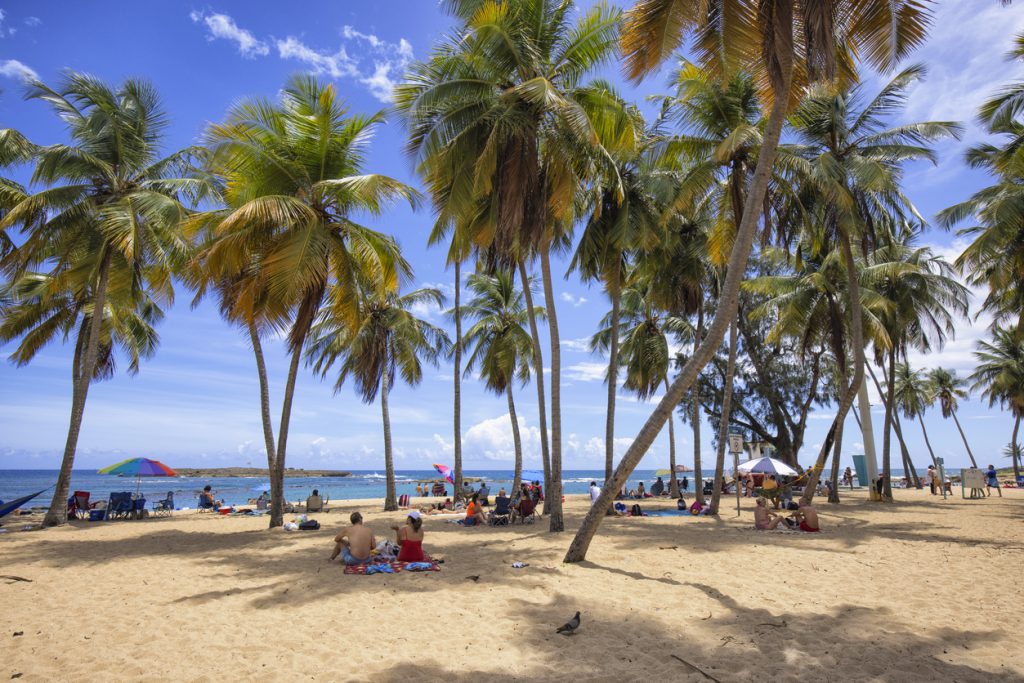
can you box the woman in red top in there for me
[392,511,426,561]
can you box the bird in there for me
[555,611,581,635]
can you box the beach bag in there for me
[298,519,320,530]
[630,504,643,517]
[676,498,687,510]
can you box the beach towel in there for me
[343,560,441,575]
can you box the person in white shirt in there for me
[589,481,602,505]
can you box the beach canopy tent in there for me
[0,490,47,519]
[737,457,799,477]
[98,457,177,495]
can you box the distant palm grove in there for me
[1,1,1022,564]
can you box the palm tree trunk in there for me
[518,259,552,513]
[710,319,738,514]
[604,265,621,482]
[660,376,680,497]
[539,244,563,532]
[271,317,312,529]
[44,251,111,527]
[692,308,704,505]
[508,384,524,495]
[866,361,920,489]
[951,411,978,468]
[828,418,843,503]
[453,260,464,502]
[917,413,938,468]
[1011,414,1021,480]
[564,7,794,562]
[800,228,867,506]
[880,349,897,501]
[381,370,397,511]
[248,321,278,475]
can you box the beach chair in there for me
[197,496,218,512]
[306,494,324,512]
[68,491,96,520]
[431,482,446,497]
[105,492,134,520]
[152,492,174,517]
[515,497,539,524]
[398,494,410,509]
[489,496,512,526]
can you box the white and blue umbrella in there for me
[737,457,798,477]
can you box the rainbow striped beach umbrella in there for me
[98,458,177,496]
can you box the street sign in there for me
[728,433,744,454]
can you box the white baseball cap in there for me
[407,510,421,520]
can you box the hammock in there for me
[0,490,47,519]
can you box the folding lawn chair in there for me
[105,492,134,520]
[152,491,174,517]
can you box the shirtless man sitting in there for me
[329,511,377,565]
[790,502,820,532]
[754,498,783,530]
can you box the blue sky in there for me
[1,1,1023,474]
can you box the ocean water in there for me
[0,467,912,510]
[0,469,724,509]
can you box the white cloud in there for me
[902,2,1024,147]
[0,59,37,82]
[560,292,588,307]
[462,413,542,462]
[24,16,41,28]
[561,337,592,353]
[564,361,607,382]
[190,11,269,58]
[276,26,413,102]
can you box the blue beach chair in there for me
[105,492,134,520]
[152,492,174,517]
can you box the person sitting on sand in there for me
[789,502,820,532]
[199,485,222,509]
[650,477,665,496]
[635,482,646,499]
[330,512,377,565]
[461,493,486,527]
[754,498,783,530]
[306,489,323,512]
[986,464,1003,498]
[391,511,426,562]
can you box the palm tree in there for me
[864,229,968,499]
[572,104,669,482]
[940,33,1024,332]
[193,76,417,526]
[0,74,194,526]
[928,367,977,468]
[567,0,936,562]
[396,0,624,533]
[308,287,449,511]
[461,271,543,494]
[785,67,961,504]
[892,362,940,468]
[970,327,1024,479]
[593,276,691,494]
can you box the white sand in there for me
[2,488,1022,681]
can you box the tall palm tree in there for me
[461,271,543,494]
[928,367,977,468]
[572,103,670,482]
[193,76,417,526]
[0,74,194,526]
[970,327,1024,479]
[940,33,1024,332]
[396,0,624,532]
[567,0,936,562]
[593,276,691,492]
[892,362,941,471]
[864,229,968,499]
[308,287,449,511]
[785,67,961,504]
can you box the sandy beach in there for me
[2,489,1022,682]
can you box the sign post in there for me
[728,429,744,516]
